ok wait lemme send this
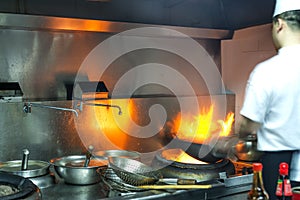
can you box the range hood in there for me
[0,0,275,30]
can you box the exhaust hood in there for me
[0,0,275,30]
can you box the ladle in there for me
[21,149,29,170]
[84,145,94,167]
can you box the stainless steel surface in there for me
[222,174,253,188]
[37,161,252,199]
[29,173,56,189]
[41,182,108,200]
[0,12,225,100]
[0,12,235,166]
[0,94,235,162]
[0,160,50,178]
[50,155,107,185]
[0,10,247,200]
[0,13,232,39]
[0,101,85,162]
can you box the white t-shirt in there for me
[240,44,300,151]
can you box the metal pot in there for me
[0,160,50,178]
[234,134,264,162]
[0,160,53,189]
[50,155,107,185]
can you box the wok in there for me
[234,134,264,161]
[171,136,239,163]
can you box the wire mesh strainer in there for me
[108,157,162,186]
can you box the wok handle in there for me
[177,179,197,185]
[138,184,212,190]
[158,178,197,185]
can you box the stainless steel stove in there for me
[40,163,252,200]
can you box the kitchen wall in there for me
[0,13,234,162]
[221,23,277,131]
[0,13,229,100]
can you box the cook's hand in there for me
[238,116,261,140]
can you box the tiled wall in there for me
[221,23,276,131]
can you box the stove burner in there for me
[152,149,235,183]
[0,172,41,199]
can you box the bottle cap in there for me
[279,162,289,175]
[253,163,263,171]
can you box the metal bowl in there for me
[50,155,107,185]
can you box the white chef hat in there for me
[273,0,300,17]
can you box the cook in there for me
[238,0,300,199]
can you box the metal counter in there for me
[41,181,250,200]
[40,168,252,200]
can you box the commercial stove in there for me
[38,157,253,200]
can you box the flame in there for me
[161,149,208,164]
[218,112,234,137]
[171,105,234,144]
[90,100,234,152]
[93,99,134,149]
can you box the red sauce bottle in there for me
[276,162,292,200]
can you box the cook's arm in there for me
[238,115,261,140]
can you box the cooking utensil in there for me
[94,150,141,183]
[50,155,107,185]
[171,138,220,163]
[171,136,239,163]
[0,160,50,178]
[152,149,236,183]
[84,145,94,167]
[138,184,212,190]
[234,134,264,161]
[108,157,161,186]
[108,157,197,186]
[0,149,54,189]
[21,149,30,170]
